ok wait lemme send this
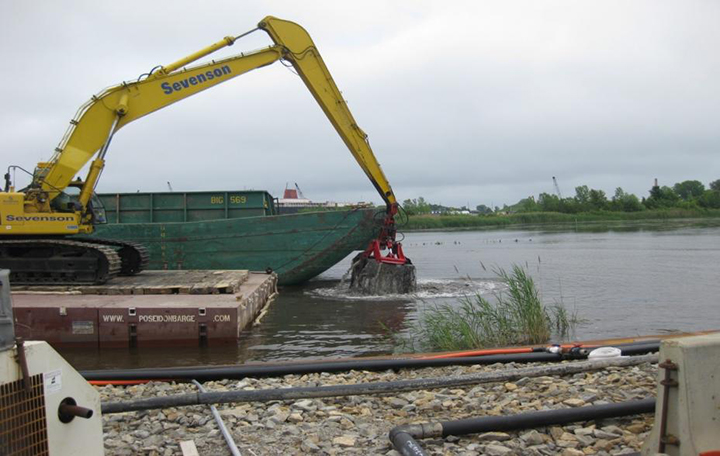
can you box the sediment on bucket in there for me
[349,257,417,295]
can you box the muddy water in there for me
[61,219,720,369]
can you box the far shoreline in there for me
[402,211,720,233]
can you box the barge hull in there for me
[91,207,380,285]
[12,271,277,348]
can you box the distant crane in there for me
[552,176,563,199]
[294,183,306,199]
[167,181,174,192]
[282,182,309,200]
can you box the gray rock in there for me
[270,410,289,424]
[581,393,600,403]
[574,434,594,446]
[520,430,545,446]
[389,398,409,409]
[293,399,316,411]
[477,432,511,442]
[263,419,276,429]
[574,426,594,436]
[593,429,619,439]
[401,404,417,412]
[485,444,513,455]
[302,440,320,451]
[600,425,623,436]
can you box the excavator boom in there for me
[41,17,397,212]
[42,45,285,200]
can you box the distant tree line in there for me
[402,179,720,216]
[515,179,720,214]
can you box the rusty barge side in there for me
[11,270,277,348]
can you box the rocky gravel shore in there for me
[98,358,657,455]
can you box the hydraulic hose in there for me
[101,353,657,414]
[389,398,656,456]
[83,341,659,383]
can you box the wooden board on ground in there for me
[179,440,199,456]
[11,270,250,295]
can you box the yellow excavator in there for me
[0,16,409,285]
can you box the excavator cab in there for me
[51,183,107,225]
[89,194,108,224]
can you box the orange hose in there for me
[419,343,599,360]
[421,347,534,359]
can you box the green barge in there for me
[90,190,380,285]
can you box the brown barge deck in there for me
[11,270,278,348]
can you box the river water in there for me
[62,219,720,369]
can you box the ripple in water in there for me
[307,278,501,301]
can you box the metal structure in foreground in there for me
[0,270,104,455]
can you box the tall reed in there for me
[391,265,581,352]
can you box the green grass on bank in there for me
[387,265,580,353]
[403,208,720,231]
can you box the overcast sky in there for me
[1,1,718,208]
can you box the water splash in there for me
[308,278,500,301]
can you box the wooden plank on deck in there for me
[10,270,250,296]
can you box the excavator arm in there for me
[29,16,407,264]
[259,17,405,264]
[259,17,397,208]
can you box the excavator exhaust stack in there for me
[349,205,416,295]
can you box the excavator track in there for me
[0,239,121,285]
[74,238,149,276]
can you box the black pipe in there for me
[85,353,563,381]
[83,341,658,382]
[389,426,431,456]
[614,342,659,356]
[441,398,655,436]
[389,399,655,455]
[104,366,562,414]
[101,354,657,414]
[58,403,94,421]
